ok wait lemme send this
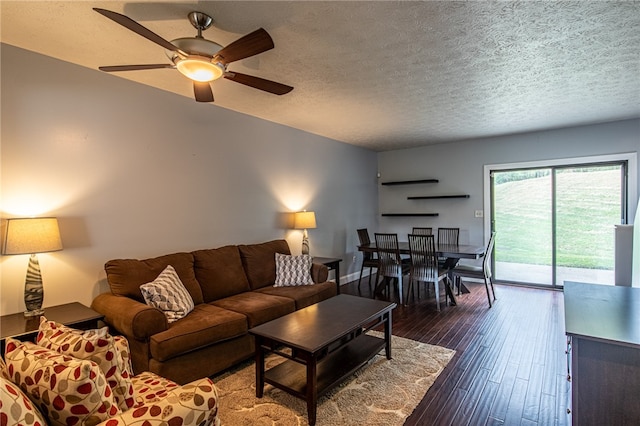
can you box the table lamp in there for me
[294,211,316,255]
[2,217,63,317]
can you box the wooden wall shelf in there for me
[381,213,439,217]
[380,178,468,217]
[380,179,439,186]
[407,195,470,200]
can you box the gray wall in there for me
[0,44,379,315]
[3,44,637,315]
[378,119,639,246]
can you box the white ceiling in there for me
[1,1,639,151]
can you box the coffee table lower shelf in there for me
[264,333,384,399]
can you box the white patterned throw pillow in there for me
[274,253,314,287]
[140,265,195,323]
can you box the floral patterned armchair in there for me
[0,318,219,426]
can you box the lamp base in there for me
[23,253,45,318]
[302,230,310,255]
[24,308,45,317]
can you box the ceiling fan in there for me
[93,8,293,102]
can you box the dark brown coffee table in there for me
[249,294,396,425]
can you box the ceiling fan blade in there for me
[93,8,182,54]
[193,81,214,102]
[99,64,174,72]
[216,28,274,65]
[224,72,293,95]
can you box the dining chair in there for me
[374,233,410,305]
[412,227,433,235]
[407,234,450,311]
[356,228,378,293]
[410,227,434,295]
[437,227,460,268]
[452,232,497,307]
[437,227,460,245]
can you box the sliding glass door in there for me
[492,163,626,287]
[492,169,553,285]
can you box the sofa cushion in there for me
[149,304,248,362]
[140,265,195,323]
[4,338,120,426]
[238,239,291,290]
[105,252,204,305]
[130,371,179,406]
[193,245,251,302]
[211,292,295,328]
[36,318,135,412]
[148,335,253,386]
[274,253,313,287]
[255,281,338,309]
[128,373,218,425]
[1,375,48,426]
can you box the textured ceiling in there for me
[1,1,639,151]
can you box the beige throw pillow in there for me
[4,338,120,426]
[36,318,135,411]
[140,265,195,323]
[274,253,314,287]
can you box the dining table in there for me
[357,242,485,306]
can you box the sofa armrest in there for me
[311,263,329,283]
[97,377,219,426]
[92,292,168,340]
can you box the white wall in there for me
[378,119,640,246]
[0,44,379,315]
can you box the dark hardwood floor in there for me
[340,276,571,426]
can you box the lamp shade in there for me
[294,211,317,229]
[2,217,63,255]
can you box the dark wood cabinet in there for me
[564,282,640,425]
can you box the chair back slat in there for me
[438,227,460,245]
[374,233,403,277]
[412,227,433,235]
[408,234,439,281]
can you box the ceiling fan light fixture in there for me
[95,8,292,101]
[175,56,224,82]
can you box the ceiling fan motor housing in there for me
[166,37,225,82]
[167,37,223,58]
[161,11,223,82]
[188,11,213,32]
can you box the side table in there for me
[313,256,343,293]
[0,302,104,356]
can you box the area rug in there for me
[213,332,455,425]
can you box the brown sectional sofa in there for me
[91,239,338,384]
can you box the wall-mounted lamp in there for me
[2,217,63,317]
[293,211,316,255]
